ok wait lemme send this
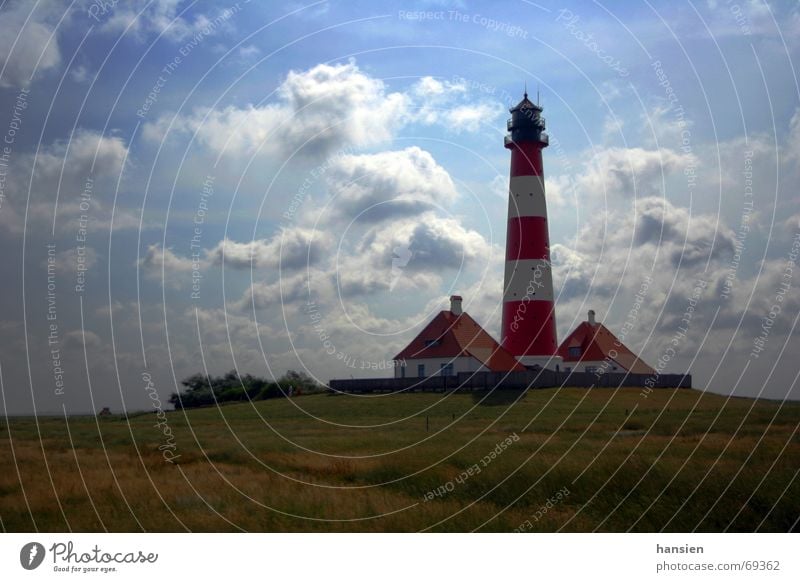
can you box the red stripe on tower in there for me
[501,91,561,369]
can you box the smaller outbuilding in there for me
[557,310,655,375]
[393,296,525,378]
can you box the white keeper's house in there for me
[393,296,524,378]
[556,310,655,375]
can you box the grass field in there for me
[1,387,798,532]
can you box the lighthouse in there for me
[501,92,561,369]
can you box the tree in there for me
[169,370,321,409]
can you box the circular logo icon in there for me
[20,542,46,570]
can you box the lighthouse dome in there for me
[505,91,548,147]
[510,92,540,113]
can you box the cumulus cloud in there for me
[441,103,499,132]
[276,61,408,154]
[541,145,695,223]
[553,196,735,303]
[34,131,128,187]
[97,0,239,42]
[412,76,466,99]
[143,64,500,158]
[333,212,492,297]
[409,76,500,131]
[235,272,314,312]
[638,104,696,148]
[539,192,757,383]
[138,244,194,283]
[404,215,492,270]
[785,108,800,167]
[216,139,493,328]
[144,60,408,157]
[580,147,693,199]
[633,197,736,267]
[323,147,459,223]
[69,65,90,83]
[542,174,574,209]
[230,211,492,308]
[0,130,131,236]
[62,329,103,351]
[206,229,331,270]
[48,247,99,274]
[143,227,332,294]
[0,2,62,88]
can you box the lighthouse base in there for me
[516,355,564,371]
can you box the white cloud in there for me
[70,65,90,83]
[144,60,409,158]
[138,244,194,285]
[543,174,573,209]
[638,104,696,148]
[546,193,745,377]
[409,76,500,131]
[490,174,508,199]
[0,130,131,236]
[0,2,62,88]
[553,196,735,301]
[323,147,459,223]
[62,329,103,351]
[231,210,492,307]
[602,114,625,140]
[412,76,465,98]
[443,103,499,132]
[403,215,492,270]
[330,209,493,298]
[785,108,800,167]
[580,147,693,199]
[206,228,331,270]
[98,0,239,43]
[235,272,315,312]
[48,246,99,274]
[237,44,260,60]
[143,63,502,159]
[33,131,128,186]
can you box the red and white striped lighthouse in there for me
[501,92,561,368]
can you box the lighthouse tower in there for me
[501,92,561,369]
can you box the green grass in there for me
[1,388,798,532]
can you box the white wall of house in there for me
[562,360,624,374]
[394,356,486,378]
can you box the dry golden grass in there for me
[1,388,798,532]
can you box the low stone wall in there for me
[329,370,691,393]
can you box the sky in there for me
[0,0,799,414]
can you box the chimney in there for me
[588,310,596,325]
[450,295,463,316]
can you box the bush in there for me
[169,369,323,409]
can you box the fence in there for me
[328,370,691,394]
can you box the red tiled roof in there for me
[394,311,524,372]
[557,321,655,374]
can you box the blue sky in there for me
[1,0,799,413]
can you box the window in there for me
[586,366,597,374]
[424,339,440,348]
[417,364,426,377]
[440,363,454,377]
[400,365,406,378]
[568,346,581,358]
